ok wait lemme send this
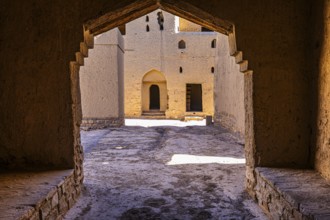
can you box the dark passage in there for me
[150,85,160,110]
[186,84,202,112]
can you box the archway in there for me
[70,0,254,194]
[65,1,257,218]
[149,85,160,110]
[141,69,167,114]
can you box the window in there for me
[146,16,149,22]
[211,39,216,48]
[146,25,150,32]
[178,40,186,49]
[179,67,183,73]
[211,67,215,73]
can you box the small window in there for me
[211,39,216,48]
[211,67,215,73]
[179,67,183,73]
[178,40,186,49]
[146,16,149,22]
[146,25,150,32]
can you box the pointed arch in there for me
[142,69,167,83]
[141,70,167,112]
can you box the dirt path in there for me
[65,124,267,220]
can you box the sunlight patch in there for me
[167,154,246,165]
[125,119,206,127]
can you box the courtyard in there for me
[64,120,266,219]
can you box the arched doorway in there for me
[149,85,160,110]
[141,69,167,115]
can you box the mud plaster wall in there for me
[124,11,215,119]
[0,0,313,175]
[312,0,330,181]
[214,34,245,137]
[80,29,124,120]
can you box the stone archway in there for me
[141,70,167,114]
[71,0,254,198]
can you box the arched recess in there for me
[70,0,254,191]
[141,70,167,113]
[178,40,186,49]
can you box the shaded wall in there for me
[80,29,124,128]
[214,34,245,137]
[312,0,330,181]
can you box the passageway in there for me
[65,121,266,219]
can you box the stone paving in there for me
[64,120,267,220]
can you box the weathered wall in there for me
[0,1,82,169]
[124,10,215,119]
[189,0,312,169]
[312,0,330,181]
[214,34,245,137]
[80,29,124,128]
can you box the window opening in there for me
[178,40,186,49]
[211,39,216,48]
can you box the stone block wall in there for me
[20,171,81,220]
[81,117,124,130]
[253,168,330,219]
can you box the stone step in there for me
[142,111,165,116]
[141,110,165,118]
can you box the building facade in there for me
[124,10,217,119]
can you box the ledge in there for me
[254,167,330,219]
[0,169,79,220]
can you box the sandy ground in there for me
[65,120,267,220]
